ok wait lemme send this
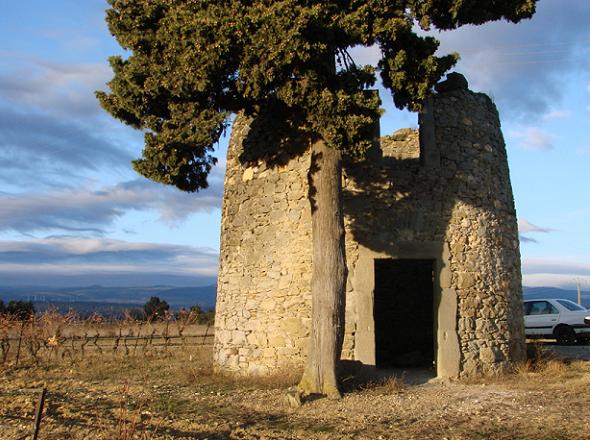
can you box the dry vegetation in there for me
[1,314,590,439]
[0,310,213,367]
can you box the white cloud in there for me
[0,53,111,117]
[0,55,141,188]
[522,257,590,288]
[523,258,590,274]
[36,29,100,52]
[0,236,219,286]
[344,1,590,123]
[0,170,224,234]
[519,235,538,244]
[0,106,132,177]
[431,0,590,120]
[0,236,219,274]
[518,218,553,234]
[542,110,569,121]
[510,127,555,151]
[523,273,590,289]
[518,218,554,245]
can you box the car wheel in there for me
[554,325,576,345]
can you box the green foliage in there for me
[143,296,170,320]
[0,300,35,320]
[99,0,537,191]
[189,305,215,326]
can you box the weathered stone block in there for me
[457,272,476,289]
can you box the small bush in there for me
[0,300,35,320]
[143,297,169,321]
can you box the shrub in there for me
[1,300,35,320]
[143,297,169,320]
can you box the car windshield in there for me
[556,299,586,311]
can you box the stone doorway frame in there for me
[351,241,460,378]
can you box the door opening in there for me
[373,258,435,368]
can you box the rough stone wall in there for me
[213,117,313,375]
[214,85,525,377]
[380,128,420,159]
[432,90,525,375]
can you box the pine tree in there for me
[98,0,537,398]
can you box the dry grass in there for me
[3,348,588,439]
[348,373,409,396]
[0,311,213,371]
[499,342,589,389]
[374,375,409,393]
[2,318,590,439]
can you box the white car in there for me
[523,298,590,345]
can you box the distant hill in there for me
[523,286,590,308]
[32,301,147,317]
[3,284,587,316]
[0,285,217,314]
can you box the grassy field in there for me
[0,311,213,367]
[1,316,590,439]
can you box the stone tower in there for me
[213,75,525,378]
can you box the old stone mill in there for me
[212,73,525,379]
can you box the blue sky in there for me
[0,0,589,289]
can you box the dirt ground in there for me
[2,343,590,440]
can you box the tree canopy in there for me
[98,0,536,192]
[143,296,170,319]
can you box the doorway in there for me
[373,258,435,368]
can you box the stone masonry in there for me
[213,75,525,378]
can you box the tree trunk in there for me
[298,139,347,399]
